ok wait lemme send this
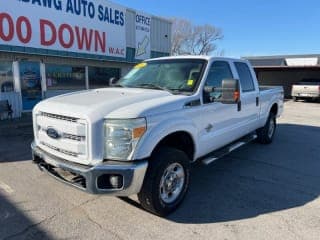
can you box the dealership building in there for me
[245,54,320,98]
[0,1,171,117]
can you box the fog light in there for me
[97,174,123,189]
[110,175,122,188]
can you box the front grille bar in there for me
[41,142,78,157]
[40,112,79,123]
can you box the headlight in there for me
[104,118,147,160]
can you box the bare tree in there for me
[171,19,223,56]
[215,49,225,57]
[171,18,193,55]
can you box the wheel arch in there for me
[152,131,196,161]
[132,119,198,161]
[270,103,278,116]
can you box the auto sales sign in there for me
[0,0,127,58]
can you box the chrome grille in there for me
[36,111,88,163]
[40,112,79,123]
[41,142,78,157]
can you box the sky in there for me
[115,0,320,58]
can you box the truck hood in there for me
[35,88,189,121]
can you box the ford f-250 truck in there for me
[32,56,284,216]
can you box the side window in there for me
[234,62,255,92]
[204,61,233,103]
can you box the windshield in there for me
[118,59,206,94]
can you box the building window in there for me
[88,67,121,89]
[0,61,14,92]
[46,64,85,90]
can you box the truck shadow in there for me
[168,123,320,223]
[0,192,52,239]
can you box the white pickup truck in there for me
[32,56,283,216]
[291,79,320,102]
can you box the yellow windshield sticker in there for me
[134,62,147,69]
[187,79,194,86]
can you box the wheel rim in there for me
[159,163,185,204]
[268,117,275,138]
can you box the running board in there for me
[201,133,257,165]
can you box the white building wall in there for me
[126,10,136,48]
[151,17,172,53]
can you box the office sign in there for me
[135,11,151,60]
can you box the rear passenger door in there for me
[233,61,260,133]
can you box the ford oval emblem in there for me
[46,128,60,139]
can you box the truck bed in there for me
[259,85,284,120]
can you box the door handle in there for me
[205,124,213,132]
[237,101,241,111]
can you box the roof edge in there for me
[243,54,320,60]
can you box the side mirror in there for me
[220,79,240,104]
[109,77,118,86]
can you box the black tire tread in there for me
[137,146,190,216]
[256,112,276,144]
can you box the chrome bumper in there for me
[31,142,148,196]
[292,93,320,98]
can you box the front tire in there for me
[138,147,190,216]
[256,112,276,144]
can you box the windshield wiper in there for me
[136,83,173,93]
[112,83,125,88]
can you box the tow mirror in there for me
[109,77,118,86]
[220,79,240,104]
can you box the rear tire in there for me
[138,147,190,217]
[256,112,276,144]
[293,96,298,102]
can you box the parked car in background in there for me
[292,79,320,102]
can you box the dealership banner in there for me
[0,0,126,58]
[135,11,151,60]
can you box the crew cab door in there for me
[233,61,260,132]
[198,60,242,155]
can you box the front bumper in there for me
[31,142,148,196]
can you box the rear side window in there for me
[234,62,255,92]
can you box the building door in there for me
[19,61,42,110]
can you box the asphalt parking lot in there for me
[0,101,319,240]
